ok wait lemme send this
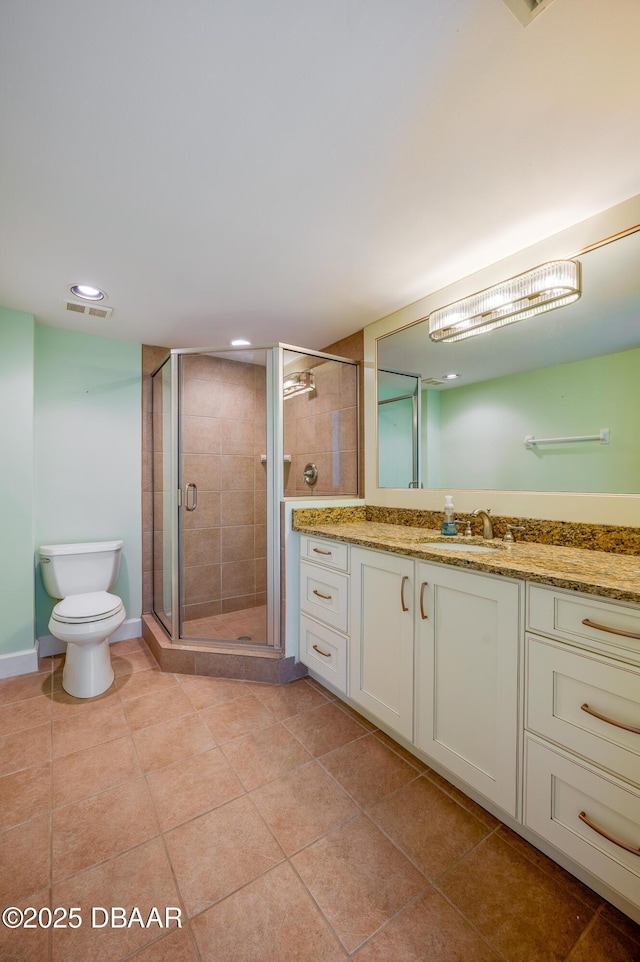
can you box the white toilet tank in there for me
[39,540,124,599]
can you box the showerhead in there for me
[283,369,315,399]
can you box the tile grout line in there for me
[283,843,355,958]
[125,675,204,962]
[44,660,493,962]
[260,691,603,960]
[423,880,513,962]
[48,652,180,959]
[494,825,606,917]
[276,734,431,957]
[6,650,639,959]
[563,903,605,961]
[170,681,383,957]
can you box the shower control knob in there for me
[303,462,318,486]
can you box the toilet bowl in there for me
[39,540,126,699]
[49,591,126,698]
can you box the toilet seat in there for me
[52,591,124,624]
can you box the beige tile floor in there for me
[1,636,640,961]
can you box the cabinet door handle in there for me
[313,547,332,556]
[400,575,409,612]
[419,581,428,620]
[312,644,331,658]
[582,618,640,641]
[581,703,640,735]
[579,811,640,856]
[312,589,332,600]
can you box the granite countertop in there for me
[293,519,640,605]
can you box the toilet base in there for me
[63,638,115,699]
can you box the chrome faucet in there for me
[471,508,493,539]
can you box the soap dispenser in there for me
[441,495,457,536]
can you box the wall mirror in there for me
[376,223,640,494]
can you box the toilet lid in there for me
[52,591,124,624]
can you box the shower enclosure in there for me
[377,369,421,488]
[151,344,358,649]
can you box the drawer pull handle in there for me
[312,644,332,658]
[582,618,640,641]
[312,589,332,600]
[420,581,429,620]
[579,811,640,856]
[401,575,409,612]
[313,547,332,556]
[581,703,640,735]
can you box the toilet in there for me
[39,540,126,698]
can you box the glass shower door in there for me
[150,342,358,652]
[178,349,270,645]
[151,356,177,635]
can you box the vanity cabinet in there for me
[296,530,640,921]
[415,562,522,817]
[524,585,640,916]
[299,536,350,694]
[349,546,415,740]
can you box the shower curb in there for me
[142,614,308,684]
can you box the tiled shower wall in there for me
[283,356,359,497]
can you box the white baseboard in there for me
[0,640,40,679]
[38,617,143,658]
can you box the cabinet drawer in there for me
[527,585,640,666]
[300,561,349,632]
[526,636,640,788]
[524,736,640,910]
[299,615,347,692]
[300,536,349,572]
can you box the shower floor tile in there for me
[2,638,640,961]
[183,604,267,643]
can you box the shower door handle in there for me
[184,482,198,511]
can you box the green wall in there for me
[424,347,640,493]
[0,309,35,656]
[34,327,142,636]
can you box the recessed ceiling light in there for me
[230,338,251,346]
[443,373,460,380]
[69,284,106,301]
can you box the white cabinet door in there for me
[415,562,522,817]
[349,547,415,740]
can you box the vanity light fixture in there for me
[283,369,315,399]
[69,284,106,302]
[427,260,581,343]
[230,338,251,346]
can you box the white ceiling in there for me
[1,0,640,351]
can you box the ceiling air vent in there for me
[422,377,445,386]
[62,299,112,319]
[501,0,556,26]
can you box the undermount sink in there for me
[418,542,500,553]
